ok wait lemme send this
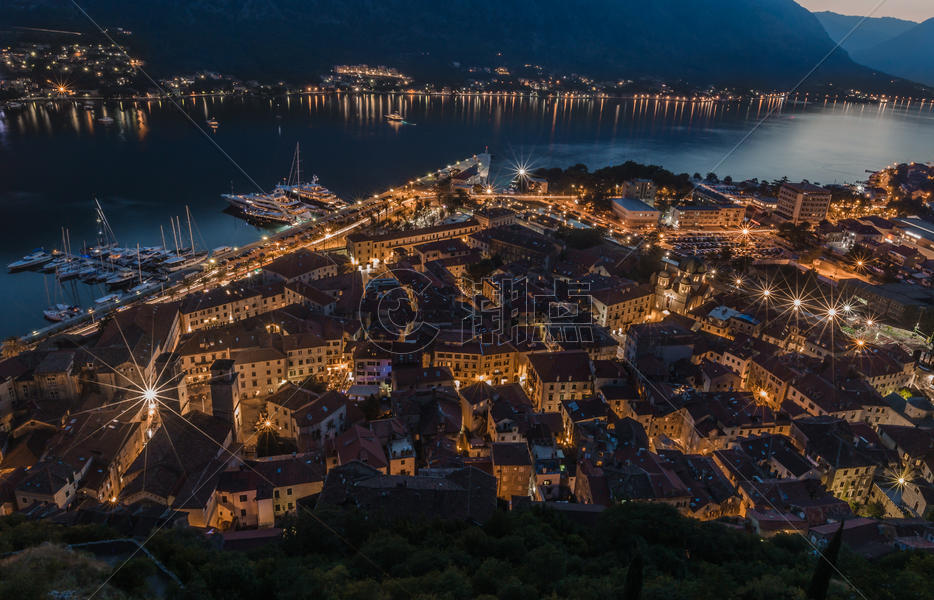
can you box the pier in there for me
[17,154,487,345]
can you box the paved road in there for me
[22,155,482,344]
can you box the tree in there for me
[1,337,27,358]
[623,555,644,600]
[466,257,501,282]
[559,226,605,249]
[777,222,815,250]
[361,394,382,420]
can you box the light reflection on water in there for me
[0,92,932,337]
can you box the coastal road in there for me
[21,155,483,344]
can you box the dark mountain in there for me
[813,11,916,54]
[1,0,927,93]
[851,19,934,87]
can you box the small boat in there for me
[385,112,404,122]
[98,115,114,124]
[77,266,99,279]
[128,279,154,295]
[82,268,108,283]
[161,252,207,272]
[56,262,87,281]
[94,293,121,307]
[206,117,219,128]
[8,250,54,272]
[41,257,72,273]
[43,304,82,322]
[105,270,136,287]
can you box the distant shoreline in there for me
[3,89,924,110]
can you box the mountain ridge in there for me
[851,18,934,87]
[1,0,929,93]
[813,11,934,87]
[812,11,916,54]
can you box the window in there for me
[240,509,246,517]
[287,488,293,496]
[239,494,247,502]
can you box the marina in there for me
[2,94,934,338]
[6,200,212,327]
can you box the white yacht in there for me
[277,177,342,208]
[105,270,136,287]
[8,250,55,272]
[222,189,313,225]
[94,293,122,307]
[129,279,155,295]
[223,143,334,225]
[162,252,208,272]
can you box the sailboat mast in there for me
[170,218,179,254]
[295,142,301,185]
[94,198,118,247]
[137,243,142,284]
[160,225,166,250]
[186,206,195,257]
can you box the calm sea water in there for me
[0,93,933,338]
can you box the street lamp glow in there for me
[143,387,158,402]
[827,308,837,318]
[793,298,802,309]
